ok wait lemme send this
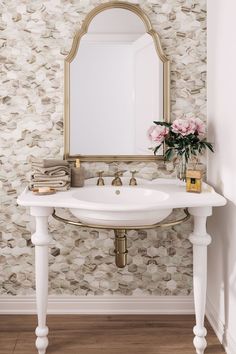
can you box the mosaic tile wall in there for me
[0,0,206,296]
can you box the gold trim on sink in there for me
[52,208,190,230]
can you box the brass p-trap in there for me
[114,229,128,268]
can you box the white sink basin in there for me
[70,185,172,227]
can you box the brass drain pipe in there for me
[114,229,128,268]
[52,209,191,268]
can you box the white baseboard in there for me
[0,295,194,315]
[206,296,236,354]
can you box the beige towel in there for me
[31,158,69,168]
[32,166,70,176]
[29,181,70,191]
[30,159,71,191]
[31,175,70,182]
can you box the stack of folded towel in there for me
[30,159,71,191]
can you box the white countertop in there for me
[17,178,226,210]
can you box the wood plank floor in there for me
[0,315,225,354]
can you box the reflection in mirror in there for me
[66,4,170,160]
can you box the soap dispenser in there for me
[71,159,85,187]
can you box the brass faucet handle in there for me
[114,170,123,177]
[129,170,138,186]
[130,170,138,178]
[97,170,105,186]
[112,170,123,186]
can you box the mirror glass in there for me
[68,7,167,158]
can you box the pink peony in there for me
[148,125,169,144]
[193,118,206,136]
[171,118,196,136]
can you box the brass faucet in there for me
[129,170,137,186]
[97,171,105,186]
[111,171,123,186]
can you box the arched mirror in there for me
[64,2,170,161]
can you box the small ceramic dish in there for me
[31,188,56,196]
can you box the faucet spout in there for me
[111,171,123,186]
[97,171,105,186]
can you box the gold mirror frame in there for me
[64,1,170,162]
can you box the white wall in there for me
[207,1,236,352]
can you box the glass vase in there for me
[176,155,187,181]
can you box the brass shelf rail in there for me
[52,208,190,267]
[52,208,190,230]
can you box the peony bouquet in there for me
[148,118,214,163]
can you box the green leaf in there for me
[153,121,171,127]
[164,148,174,161]
[154,144,162,155]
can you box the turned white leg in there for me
[31,207,53,354]
[189,207,212,354]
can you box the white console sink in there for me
[17,177,226,228]
[70,185,171,227]
[17,177,227,354]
